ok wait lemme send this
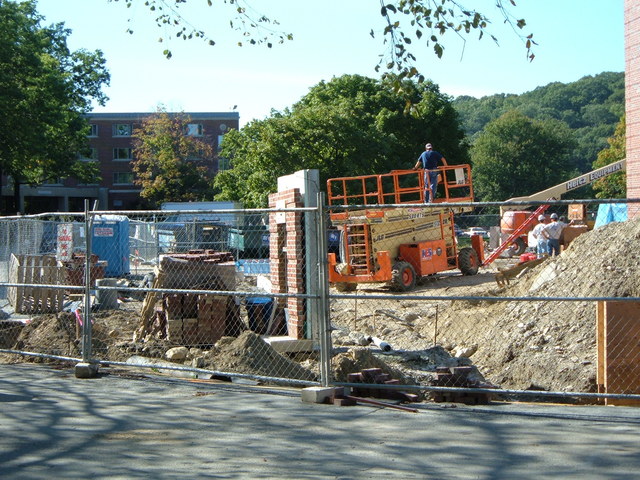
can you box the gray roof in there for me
[84,112,239,121]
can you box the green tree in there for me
[112,0,534,82]
[0,0,110,213]
[470,110,577,201]
[131,108,216,208]
[592,115,626,198]
[214,74,467,207]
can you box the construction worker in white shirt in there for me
[531,215,549,258]
[544,213,565,256]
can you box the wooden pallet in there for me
[8,254,64,313]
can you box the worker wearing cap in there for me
[531,215,549,258]
[544,213,565,256]
[413,143,445,203]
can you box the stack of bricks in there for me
[347,368,419,402]
[159,250,238,346]
[159,250,236,292]
[431,366,493,405]
[268,188,306,339]
[164,293,229,346]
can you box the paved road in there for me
[1,363,639,479]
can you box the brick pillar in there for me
[626,0,640,218]
[268,189,306,339]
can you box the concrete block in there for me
[74,362,99,379]
[301,386,344,404]
[262,336,314,353]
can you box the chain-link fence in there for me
[0,205,325,387]
[326,198,640,406]
[0,199,639,406]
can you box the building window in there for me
[186,123,204,136]
[113,172,134,185]
[88,124,98,137]
[218,157,231,171]
[217,134,225,152]
[113,123,132,137]
[113,148,133,160]
[79,148,98,161]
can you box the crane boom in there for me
[505,159,626,208]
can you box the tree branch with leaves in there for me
[109,0,534,81]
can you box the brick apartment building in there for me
[0,111,239,213]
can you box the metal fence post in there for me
[316,192,332,387]
[81,200,94,363]
[154,214,160,263]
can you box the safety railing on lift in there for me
[327,165,474,207]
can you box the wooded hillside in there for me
[453,72,624,174]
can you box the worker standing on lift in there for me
[413,143,445,203]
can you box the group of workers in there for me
[532,214,569,257]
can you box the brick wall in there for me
[626,0,640,218]
[268,189,306,339]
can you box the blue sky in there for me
[36,0,624,127]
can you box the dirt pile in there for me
[0,308,145,364]
[471,218,640,392]
[207,331,316,382]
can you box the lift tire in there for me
[458,247,479,276]
[390,261,417,292]
[512,237,527,256]
[335,282,357,292]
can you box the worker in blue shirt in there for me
[413,143,445,202]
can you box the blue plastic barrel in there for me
[245,297,273,334]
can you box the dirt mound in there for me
[207,331,316,382]
[2,308,153,364]
[12,312,104,359]
[469,218,640,392]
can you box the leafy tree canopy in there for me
[214,74,467,207]
[110,0,534,84]
[131,108,217,208]
[592,115,626,199]
[454,72,624,173]
[0,0,110,212]
[470,110,577,201]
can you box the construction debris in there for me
[134,250,244,345]
[430,366,497,405]
[347,367,420,403]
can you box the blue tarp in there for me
[594,203,627,229]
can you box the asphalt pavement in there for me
[1,363,639,480]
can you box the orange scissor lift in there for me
[327,163,483,291]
